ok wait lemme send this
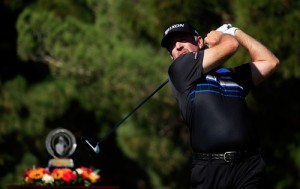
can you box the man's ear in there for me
[196,36,204,49]
[169,51,174,60]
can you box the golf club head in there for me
[81,136,101,155]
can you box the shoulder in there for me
[172,51,203,65]
[232,63,254,89]
[168,51,204,76]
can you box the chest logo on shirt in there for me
[189,74,245,101]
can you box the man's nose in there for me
[175,41,184,49]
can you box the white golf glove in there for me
[216,24,238,36]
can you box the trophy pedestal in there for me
[48,158,74,168]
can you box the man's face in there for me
[168,33,200,60]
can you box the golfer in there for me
[161,22,279,188]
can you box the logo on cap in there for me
[164,23,185,35]
[161,22,199,48]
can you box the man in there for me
[161,22,279,188]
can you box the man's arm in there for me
[234,29,280,86]
[202,31,239,74]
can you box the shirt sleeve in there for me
[168,51,204,93]
[233,63,254,93]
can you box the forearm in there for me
[234,29,280,85]
[235,29,278,64]
[202,32,239,73]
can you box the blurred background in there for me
[0,0,299,189]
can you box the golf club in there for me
[81,24,230,155]
[81,79,169,154]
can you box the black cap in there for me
[161,22,199,48]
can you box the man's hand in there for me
[216,24,232,32]
[204,24,239,48]
[216,24,239,36]
[204,31,224,48]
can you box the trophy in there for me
[45,128,77,169]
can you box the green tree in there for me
[1,0,299,188]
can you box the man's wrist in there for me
[224,27,238,36]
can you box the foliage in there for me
[232,0,300,79]
[0,0,300,189]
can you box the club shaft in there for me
[99,79,169,142]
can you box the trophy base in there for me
[48,158,74,168]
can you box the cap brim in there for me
[161,35,172,48]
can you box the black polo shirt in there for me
[168,51,259,153]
